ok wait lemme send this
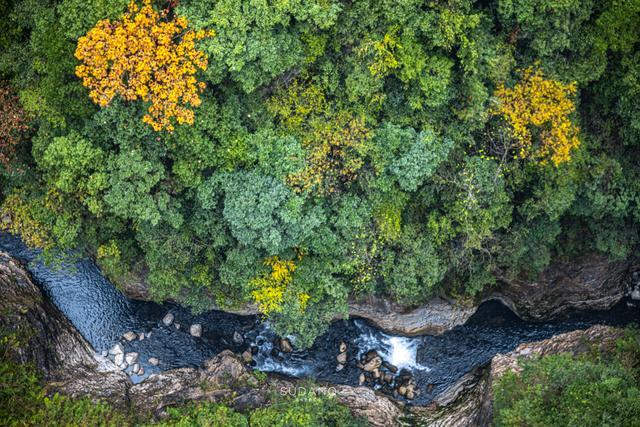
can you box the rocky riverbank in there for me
[0,251,401,426]
[119,253,639,337]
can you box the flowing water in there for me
[1,232,638,405]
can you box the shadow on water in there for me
[1,232,638,405]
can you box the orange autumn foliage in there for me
[75,0,213,132]
[492,67,580,166]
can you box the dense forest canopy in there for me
[1,0,639,346]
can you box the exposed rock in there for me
[189,324,202,337]
[359,373,366,385]
[490,254,635,320]
[332,385,402,427]
[279,338,293,353]
[109,343,124,355]
[336,351,347,364]
[241,350,253,363]
[162,312,174,326]
[233,331,244,344]
[363,356,382,372]
[339,341,348,353]
[138,366,144,376]
[347,296,476,336]
[123,331,137,341]
[125,352,139,365]
[131,363,140,375]
[335,363,345,372]
[175,323,181,330]
[148,357,159,366]
[114,353,124,366]
[139,332,145,340]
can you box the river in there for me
[1,232,638,406]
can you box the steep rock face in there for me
[0,251,129,402]
[412,325,625,426]
[491,254,636,320]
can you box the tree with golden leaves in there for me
[75,0,213,132]
[491,67,580,166]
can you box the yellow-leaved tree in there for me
[491,67,580,166]
[250,256,310,316]
[75,0,213,132]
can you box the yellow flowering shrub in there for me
[75,0,213,132]
[492,67,580,166]
[250,256,309,315]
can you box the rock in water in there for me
[190,324,202,337]
[138,332,145,340]
[123,331,137,341]
[336,363,345,372]
[125,352,139,364]
[162,312,174,326]
[363,356,382,372]
[233,331,244,344]
[148,357,159,366]
[336,351,347,364]
[280,338,293,353]
[175,323,181,330]
[132,363,140,375]
[109,343,124,355]
[241,350,252,363]
[114,353,124,366]
[339,341,348,353]
[359,373,366,385]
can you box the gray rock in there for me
[162,312,174,326]
[114,353,124,366]
[109,343,124,355]
[339,341,348,353]
[132,363,140,374]
[190,324,202,337]
[148,357,159,366]
[138,332,145,340]
[336,363,345,372]
[123,331,137,341]
[241,350,252,363]
[137,366,144,376]
[233,331,244,344]
[175,323,181,330]
[336,351,347,364]
[125,352,139,364]
[100,350,108,357]
[359,373,366,385]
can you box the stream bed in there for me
[2,232,638,406]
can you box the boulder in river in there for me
[241,350,253,363]
[363,356,382,372]
[125,352,139,364]
[138,332,145,340]
[114,353,124,366]
[383,361,398,373]
[336,363,345,372]
[280,338,293,353]
[162,312,174,326]
[233,331,244,344]
[148,357,159,366]
[339,341,348,353]
[190,324,202,337]
[359,373,366,385]
[336,351,347,364]
[131,363,139,374]
[109,343,124,355]
[123,331,137,341]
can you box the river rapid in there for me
[2,232,638,406]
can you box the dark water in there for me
[1,232,638,405]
